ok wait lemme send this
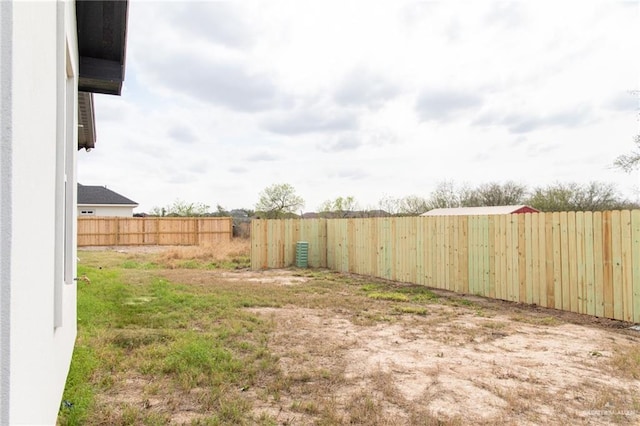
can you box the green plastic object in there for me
[296,241,309,268]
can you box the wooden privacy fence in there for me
[251,211,640,323]
[78,217,232,246]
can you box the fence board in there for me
[525,214,533,304]
[568,212,578,312]
[468,216,476,294]
[478,216,484,295]
[426,218,436,284]
[482,216,490,296]
[584,212,595,316]
[446,216,453,289]
[632,210,640,323]
[545,214,555,308]
[552,213,562,310]
[505,215,514,301]
[452,216,460,293]
[435,217,443,288]
[416,218,425,285]
[593,212,605,317]
[511,215,520,302]
[612,211,623,319]
[372,218,381,278]
[487,216,499,298]
[531,214,540,305]
[575,212,585,314]
[476,216,482,293]
[560,212,570,311]
[518,214,527,303]
[379,219,389,280]
[499,215,508,301]
[464,216,472,294]
[621,210,633,322]
[603,211,614,318]
[251,211,640,322]
[409,217,418,284]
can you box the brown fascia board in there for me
[78,57,124,95]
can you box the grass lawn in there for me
[58,242,640,425]
[59,243,275,425]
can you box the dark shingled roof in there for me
[77,184,138,206]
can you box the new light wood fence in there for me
[251,211,640,322]
[78,217,232,246]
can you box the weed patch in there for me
[368,292,410,302]
[122,260,158,269]
[508,315,560,326]
[110,329,173,350]
[163,336,243,389]
[395,306,428,315]
[610,346,640,379]
[361,283,385,292]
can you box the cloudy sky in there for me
[78,1,640,213]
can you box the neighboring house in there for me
[78,184,138,217]
[0,1,128,424]
[421,205,540,216]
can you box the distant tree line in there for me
[376,181,638,215]
[614,134,640,172]
[146,180,638,220]
[149,199,254,218]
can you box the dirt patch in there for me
[161,268,310,287]
[241,274,640,425]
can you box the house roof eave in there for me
[78,203,139,207]
[76,0,128,96]
[75,1,129,150]
[77,92,96,150]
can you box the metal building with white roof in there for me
[420,205,540,216]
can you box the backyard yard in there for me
[58,242,640,425]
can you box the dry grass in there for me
[610,345,640,379]
[156,239,250,263]
[78,239,251,271]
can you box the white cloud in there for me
[416,89,484,122]
[334,67,400,108]
[263,106,358,135]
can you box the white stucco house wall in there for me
[78,184,138,217]
[0,1,128,424]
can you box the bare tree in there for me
[398,195,430,215]
[319,196,360,217]
[614,135,640,172]
[378,195,402,216]
[474,181,528,206]
[150,199,210,216]
[527,182,636,212]
[426,181,461,209]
